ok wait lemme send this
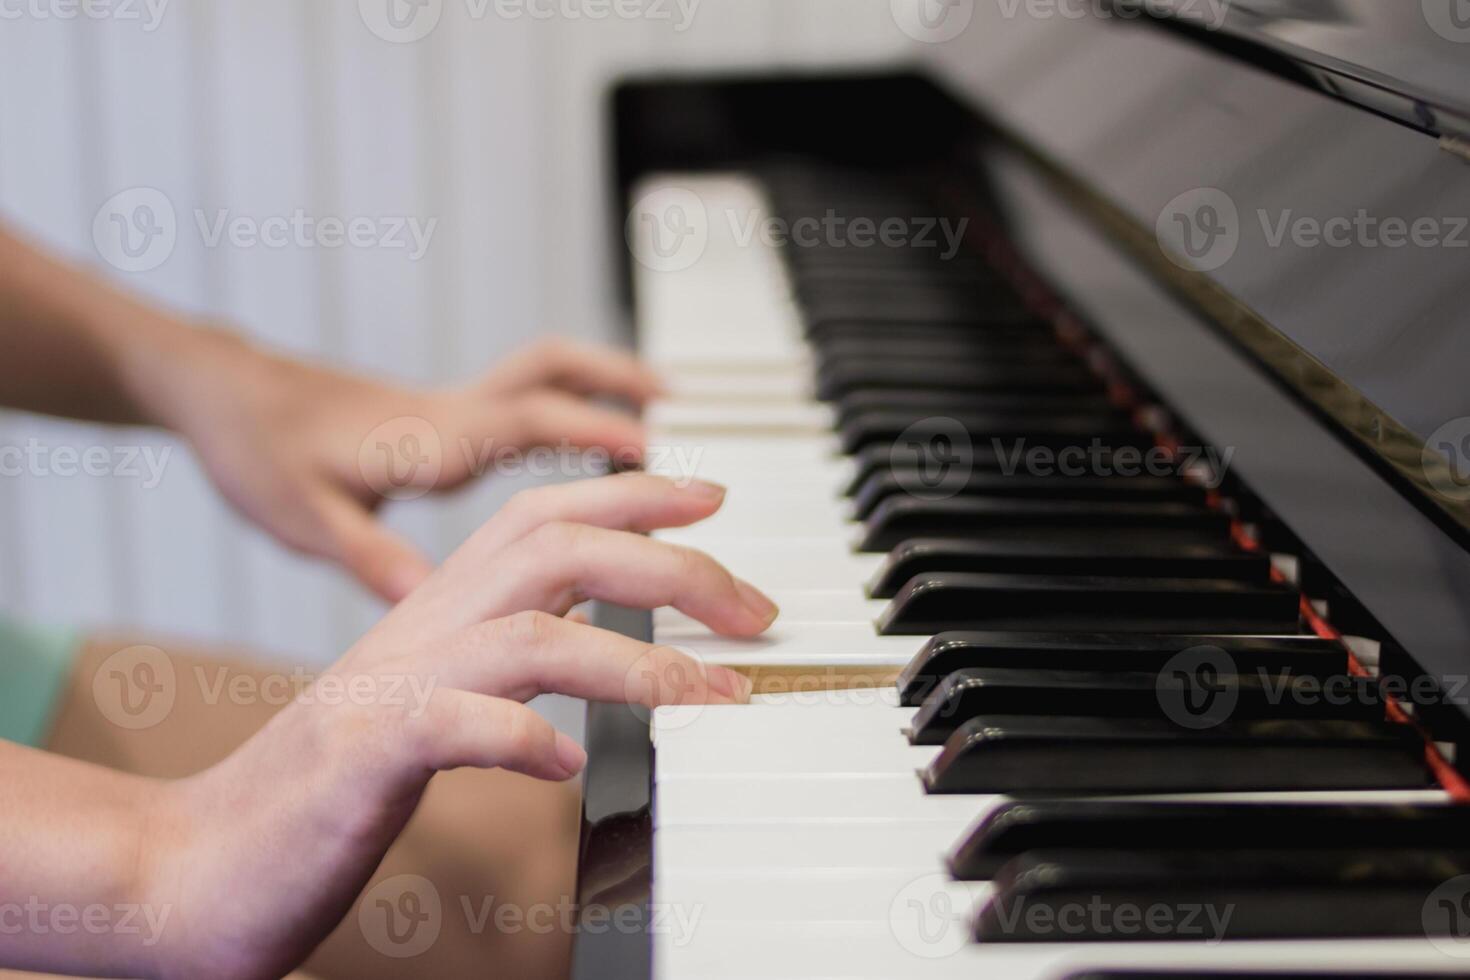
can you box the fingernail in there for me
[555,733,588,777]
[708,666,754,703]
[687,479,727,501]
[735,578,780,627]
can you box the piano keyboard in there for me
[632,171,1470,979]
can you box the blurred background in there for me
[0,0,916,702]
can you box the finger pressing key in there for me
[424,611,752,707]
[475,525,780,636]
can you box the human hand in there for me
[172,335,664,602]
[137,475,769,980]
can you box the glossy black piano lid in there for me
[1144,0,1470,133]
[920,4,1470,540]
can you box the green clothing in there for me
[0,614,82,747]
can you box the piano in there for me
[573,4,1470,978]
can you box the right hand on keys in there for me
[127,475,771,980]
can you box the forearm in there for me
[0,224,242,429]
[0,741,173,978]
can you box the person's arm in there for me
[0,223,667,601]
[0,474,773,980]
[0,744,170,978]
[0,225,210,426]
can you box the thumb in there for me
[317,491,435,602]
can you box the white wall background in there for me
[0,0,913,675]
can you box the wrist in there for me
[126,777,193,980]
[130,700,427,980]
[121,319,261,435]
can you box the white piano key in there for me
[651,497,853,539]
[656,623,923,668]
[652,923,998,980]
[633,174,805,368]
[662,368,813,402]
[654,823,955,874]
[652,703,912,747]
[651,469,848,500]
[647,448,851,501]
[645,400,836,434]
[655,589,886,630]
[753,689,903,708]
[645,434,844,469]
[649,539,883,592]
[657,922,1470,980]
[655,928,996,980]
[655,868,989,925]
[656,734,936,777]
[653,775,993,827]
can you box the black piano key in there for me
[768,175,927,195]
[854,472,1203,523]
[839,411,1144,455]
[921,715,1429,794]
[897,632,1346,706]
[783,247,988,273]
[870,538,1263,598]
[802,297,1033,328]
[791,262,981,281]
[781,224,978,247]
[799,281,1003,305]
[845,443,1007,495]
[774,202,941,221]
[770,191,947,209]
[975,849,1470,942]
[877,572,1302,635]
[952,800,1470,880]
[843,443,1147,496]
[793,265,1000,288]
[835,389,1116,426]
[818,350,1079,381]
[816,360,1098,400]
[859,498,1232,552]
[815,335,1070,365]
[796,283,1008,310]
[785,251,984,275]
[907,667,1384,744]
[806,320,1049,348]
[779,224,972,253]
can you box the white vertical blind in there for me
[0,0,913,666]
